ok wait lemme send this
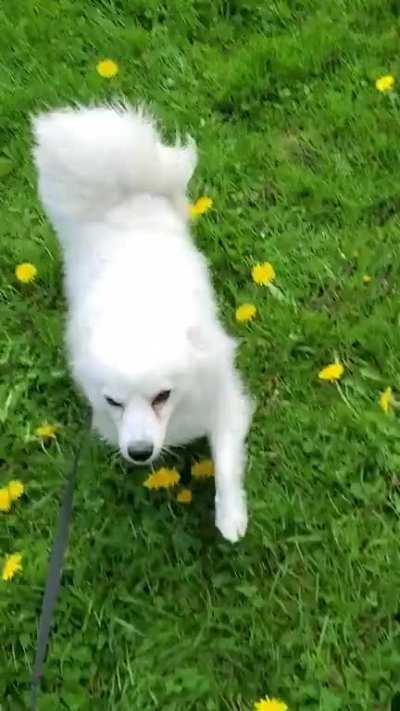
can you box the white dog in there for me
[33,105,253,542]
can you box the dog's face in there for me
[102,375,176,464]
[72,322,203,464]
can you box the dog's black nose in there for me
[128,444,154,463]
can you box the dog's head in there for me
[70,319,206,464]
[97,365,185,465]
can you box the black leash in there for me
[30,423,88,710]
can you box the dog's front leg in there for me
[210,369,252,543]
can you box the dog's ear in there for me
[187,325,207,359]
[187,326,236,362]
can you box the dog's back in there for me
[33,104,223,392]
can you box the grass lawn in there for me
[1,1,400,709]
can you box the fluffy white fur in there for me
[32,104,253,542]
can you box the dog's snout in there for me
[128,442,154,463]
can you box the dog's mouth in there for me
[123,443,160,466]
[129,454,154,466]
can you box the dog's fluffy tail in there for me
[32,105,197,223]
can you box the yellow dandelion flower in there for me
[318,362,344,382]
[235,303,257,323]
[176,488,192,503]
[379,386,393,414]
[188,196,213,219]
[35,423,58,439]
[0,487,12,512]
[362,275,372,284]
[2,553,22,582]
[143,467,180,490]
[191,459,214,479]
[8,480,24,501]
[96,59,119,78]
[254,698,288,711]
[15,263,37,283]
[251,262,276,285]
[375,74,395,92]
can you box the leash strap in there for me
[30,428,87,710]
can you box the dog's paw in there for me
[215,492,248,543]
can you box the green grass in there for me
[1,0,400,708]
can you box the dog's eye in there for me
[105,396,123,408]
[152,390,171,407]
